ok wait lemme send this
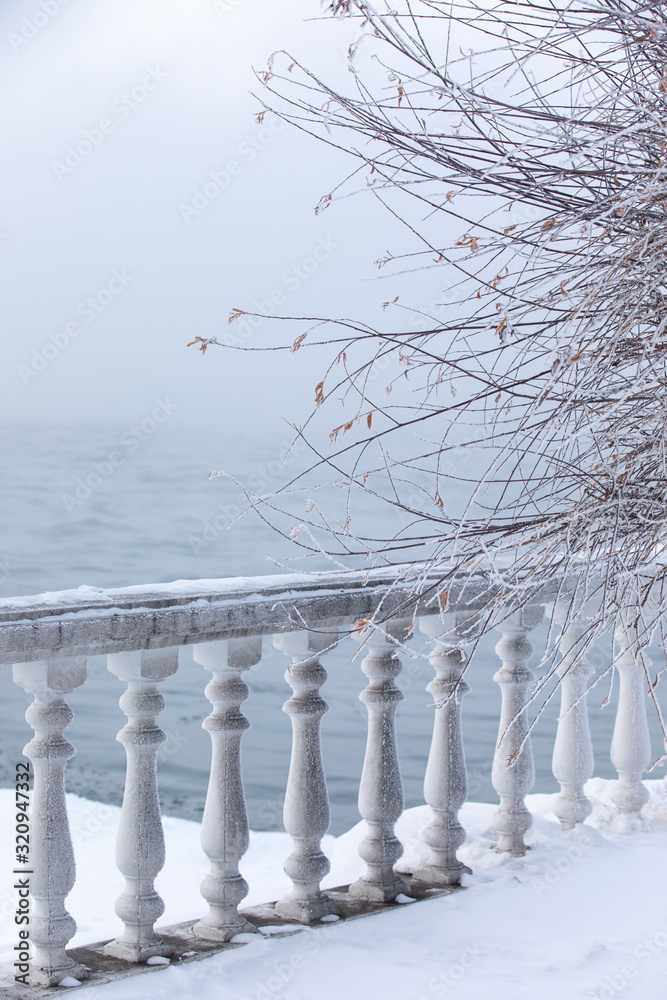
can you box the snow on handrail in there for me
[0,565,553,663]
[0,567,650,994]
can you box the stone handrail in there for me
[0,565,560,660]
[0,567,654,991]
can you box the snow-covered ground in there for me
[2,780,667,999]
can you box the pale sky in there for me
[0,0,448,437]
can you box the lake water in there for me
[0,424,663,833]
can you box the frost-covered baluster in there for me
[105,648,178,962]
[349,620,409,902]
[13,657,88,986]
[273,630,338,921]
[193,637,261,941]
[492,607,543,855]
[414,613,474,886]
[549,602,595,829]
[611,615,651,813]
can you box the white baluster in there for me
[13,657,88,986]
[492,607,543,855]
[104,648,178,961]
[548,601,595,829]
[413,612,475,885]
[611,614,651,813]
[193,637,261,941]
[349,620,409,903]
[272,629,338,921]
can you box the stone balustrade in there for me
[0,567,657,990]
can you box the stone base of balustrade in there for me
[103,936,174,963]
[347,874,408,904]
[1,878,464,998]
[274,890,339,923]
[412,861,472,886]
[610,778,650,814]
[27,960,88,988]
[318,876,463,914]
[192,915,257,942]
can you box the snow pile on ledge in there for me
[2,779,667,999]
[0,565,415,614]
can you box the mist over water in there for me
[1,424,659,834]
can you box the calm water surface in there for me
[0,425,661,833]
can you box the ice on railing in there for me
[0,570,658,988]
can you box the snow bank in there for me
[2,780,667,998]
